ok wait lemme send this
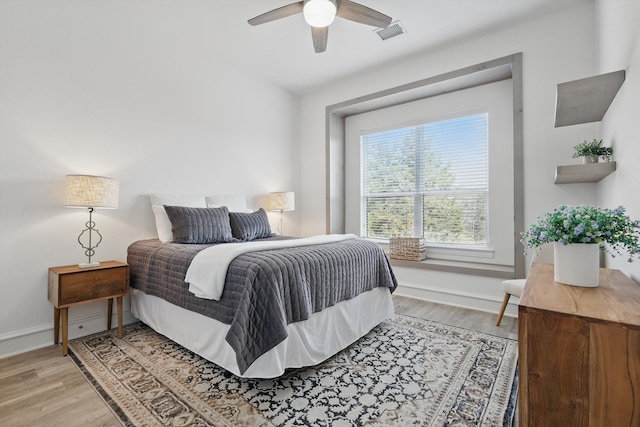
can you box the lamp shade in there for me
[64,175,119,209]
[269,192,295,212]
[303,0,336,27]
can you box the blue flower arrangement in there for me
[521,205,640,262]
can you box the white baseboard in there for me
[394,281,519,319]
[0,310,137,359]
[2,283,518,359]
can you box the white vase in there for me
[553,242,600,287]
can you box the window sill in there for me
[388,257,515,278]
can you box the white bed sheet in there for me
[130,286,394,378]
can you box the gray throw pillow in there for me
[164,205,234,244]
[229,208,273,241]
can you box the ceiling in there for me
[8,0,591,95]
[214,0,590,93]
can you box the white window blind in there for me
[361,112,489,245]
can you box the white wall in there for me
[0,1,300,357]
[596,0,640,282]
[298,3,601,315]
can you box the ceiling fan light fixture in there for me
[303,0,337,28]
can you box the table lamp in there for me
[269,191,295,235]
[64,174,119,267]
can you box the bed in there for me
[127,195,397,378]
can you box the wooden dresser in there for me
[518,262,640,427]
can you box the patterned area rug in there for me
[68,315,518,426]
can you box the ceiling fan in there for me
[248,0,392,53]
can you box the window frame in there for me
[345,81,513,265]
[359,109,491,248]
[325,54,524,277]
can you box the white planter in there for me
[553,242,600,287]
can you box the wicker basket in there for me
[389,237,427,261]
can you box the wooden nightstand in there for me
[48,261,129,356]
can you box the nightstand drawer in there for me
[49,261,129,356]
[57,267,127,305]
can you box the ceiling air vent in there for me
[375,21,406,41]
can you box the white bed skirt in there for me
[130,287,394,378]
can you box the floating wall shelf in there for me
[554,70,625,127]
[554,162,616,184]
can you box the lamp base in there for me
[78,261,101,268]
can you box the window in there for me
[361,112,489,246]
[344,79,514,265]
[337,58,521,272]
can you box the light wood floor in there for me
[0,295,518,426]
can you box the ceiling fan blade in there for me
[311,26,328,53]
[336,0,392,28]
[248,1,304,26]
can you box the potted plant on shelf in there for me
[572,139,613,163]
[521,205,640,287]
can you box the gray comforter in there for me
[127,237,397,374]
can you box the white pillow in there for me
[149,193,207,242]
[205,194,252,213]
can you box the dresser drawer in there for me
[56,266,128,306]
